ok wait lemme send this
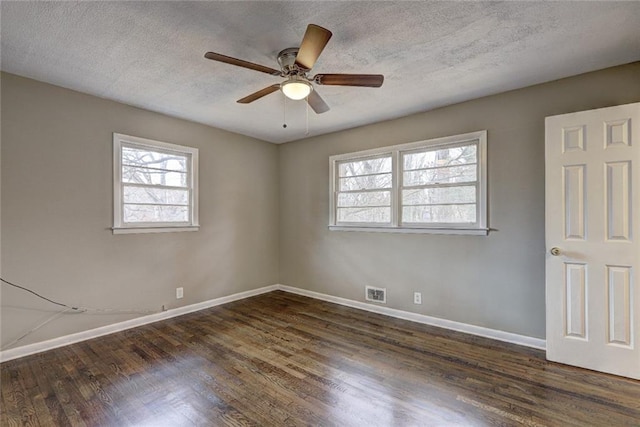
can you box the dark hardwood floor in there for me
[2,291,639,426]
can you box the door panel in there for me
[607,265,632,346]
[564,263,587,338]
[546,102,640,379]
[563,165,586,240]
[605,161,631,241]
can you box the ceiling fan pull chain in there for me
[305,98,310,136]
[282,94,287,129]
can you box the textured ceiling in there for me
[2,1,639,143]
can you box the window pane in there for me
[339,157,391,177]
[122,147,187,172]
[403,165,477,186]
[403,205,476,223]
[403,186,475,205]
[123,186,189,205]
[337,207,391,223]
[337,191,390,207]
[339,173,392,191]
[122,166,187,187]
[123,204,189,223]
[403,144,476,170]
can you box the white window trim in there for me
[113,133,199,234]
[329,130,488,235]
[332,152,395,228]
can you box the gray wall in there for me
[1,72,280,347]
[2,63,639,351]
[278,62,640,339]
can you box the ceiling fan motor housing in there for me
[278,48,307,74]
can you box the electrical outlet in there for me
[176,287,184,299]
[414,292,422,304]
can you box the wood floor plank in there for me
[2,290,639,426]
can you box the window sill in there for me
[328,226,489,236]
[112,226,199,235]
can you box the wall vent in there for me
[365,286,387,304]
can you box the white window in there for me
[329,131,487,235]
[335,154,393,225]
[113,133,199,234]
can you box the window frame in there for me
[329,130,487,235]
[113,133,199,234]
[333,152,395,228]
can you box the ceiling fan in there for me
[204,24,384,114]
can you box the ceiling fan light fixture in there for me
[281,79,312,100]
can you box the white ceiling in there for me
[2,1,639,143]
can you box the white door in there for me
[546,102,640,380]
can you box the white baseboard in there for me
[0,285,279,363]
[1,283,545,363]
[277,284,546,350]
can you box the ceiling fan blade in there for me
[307,90,330,114]
[295,24,332,70]
[205,52,281,76]
[237,84,281,104]
[314,74,384,87]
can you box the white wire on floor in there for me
[1,277,159,350]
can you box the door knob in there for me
[550,247,561,256]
